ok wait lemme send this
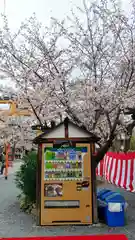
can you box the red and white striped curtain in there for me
[96,152,135,192]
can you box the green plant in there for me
[130,136,135,151]
[15,150,37,213]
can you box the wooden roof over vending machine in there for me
[33,117,100,144]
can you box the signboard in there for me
[0,103,10,110]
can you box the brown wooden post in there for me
[91,143,98,223]
[64,118,69,138]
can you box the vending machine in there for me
[40,143,93,225]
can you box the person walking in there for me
[1,152,5,175]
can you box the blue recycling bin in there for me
[100,190,115,201]
[97,189,112,222]
[98,191,125,227]
[97,188,111,199]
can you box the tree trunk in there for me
[12,143,16,162]
[93,137,114,167]
[93,108,121,167]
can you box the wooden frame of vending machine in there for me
[33,117,99,226]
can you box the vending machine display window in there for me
[44,147,87,181]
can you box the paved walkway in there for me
[0,162,22,179]
[0,166,135,238]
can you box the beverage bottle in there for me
[76,162,78,169]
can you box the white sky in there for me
[0,0,132,89]
[0,0,83,31]
[0,0,132,31]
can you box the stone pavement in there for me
[0,170,135,238]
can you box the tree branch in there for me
[27,97,43,126]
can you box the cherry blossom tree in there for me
[0,86,36,154]
[0,15,69,125]
[0,109,36,153]
[51,0,135,162]
[0,0,135,165]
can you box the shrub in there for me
[130,136,135,151]
[15,150,37,213]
